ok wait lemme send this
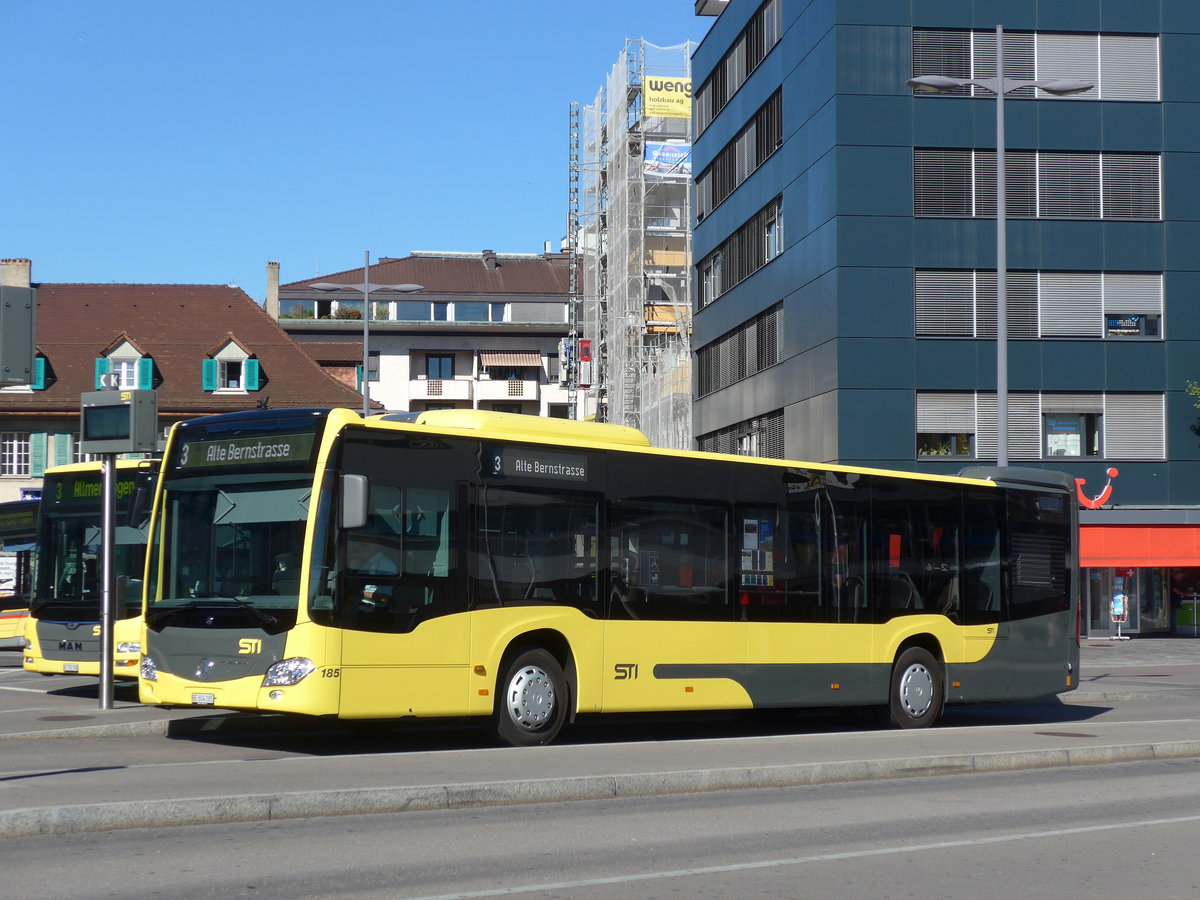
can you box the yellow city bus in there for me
[139,408,1079,745]
[24,460,158,678]
[0,500,38,649]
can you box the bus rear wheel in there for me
[889,647,944,729]
[494,648,568,747]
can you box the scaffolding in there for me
[571,39,695,449]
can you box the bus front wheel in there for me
[494,648,568,747]
[889,647,944,729]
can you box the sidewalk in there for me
[1,638,1199,839]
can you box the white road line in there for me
[405,813,1200,900]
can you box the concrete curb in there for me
[4,739,1200,840]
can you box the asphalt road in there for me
[1,637,1200,843]
[3,758,1199,899]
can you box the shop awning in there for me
[1080,524,1200,568]
[479,351,541,367]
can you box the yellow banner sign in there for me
[644,77,692,118]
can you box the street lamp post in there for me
[909,25,1093,467]
[310,251,423,417]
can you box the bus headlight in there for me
[263,657,316,687]
[117,642,141,654]
[141,655,158,682]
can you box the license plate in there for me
[63,663,79,673]
[191,692,216,706]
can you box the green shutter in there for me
[51,433,73,467]
[137,357,154,390]
[94,358,109,389]
[355,365,363,391]
[30,433,47,478]
[201,358,217,391]
[31,357,46,390]
[243,359,260,391]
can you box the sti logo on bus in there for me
[238,638,262,655]
[614,663,639,680]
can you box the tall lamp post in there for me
[909,25,1092,466]
[310,251,423,417]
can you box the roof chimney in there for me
[482,249,498,270]
[1,258,32,288]
[265,261,280,318]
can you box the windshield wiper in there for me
[210,594,280,630]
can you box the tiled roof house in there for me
[0,258,364,501]
[271,250,573,417]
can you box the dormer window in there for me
[203,338,260,393]
[95,339,154,390]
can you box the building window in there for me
[917,432,974,458]
[700,253,724,307]
[697,303,782,397]
[1,433,30,476]
[433,303,449,322]
[219,360,242,390]
[455,302,490,322]
[696,90,782,218]
[426,355,454,380]
[915,391,1163,461]
[694,0,782,135]
[914,149,1161,221]
[490,303,506,322]
[913,29,1159,102]
[695,196,783,307]
[764,206,782,261]
[696,409,784,458]
[1044,413,1102,458]
[915,271,1163,340]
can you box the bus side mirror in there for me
[342,474,369,529]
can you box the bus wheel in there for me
[889,647,944,729]
[495,648,568,747]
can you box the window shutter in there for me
[94,358,109,390]
[1041,393,1103,414]
[912,29,970,91]
[1037,33,1099,100]
[1099,35,1160,101]
[1104,394,1165,459]
[31,357,46,390]
[916,392,976,432]
[915,271,974,336]
[1039,273,1102,337]
[29,433,47,478]
[914,149,972,217]
[51,433,73,467]
[355,365,363,392]
[136,357,154,390]
[1103,273,1162,315]
[1102,154,1161,220]
[201,358,217,391]
[1039,153,1101,218]
[244,359,260,391]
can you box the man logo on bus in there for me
[1076,468,1118,509]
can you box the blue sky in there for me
[3,1,711,302]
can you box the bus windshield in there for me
[146,471,310,632]
[32,469,153,621]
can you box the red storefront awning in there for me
[1079,525,1200,568]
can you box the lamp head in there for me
[1037,79,1095,96]
[907,75,968,92]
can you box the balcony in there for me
[409,378,472,403]
[475,378,540,403]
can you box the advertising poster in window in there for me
[1045,416,1082,457]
